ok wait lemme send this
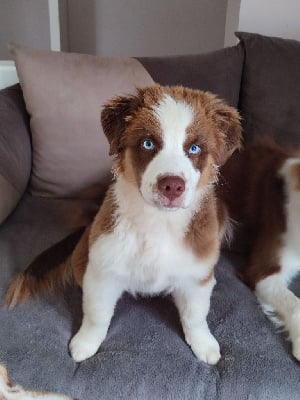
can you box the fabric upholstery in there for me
[1,195,300,400]
[0,85,31,224]
[237,32,300,147]
[11,45,154,198]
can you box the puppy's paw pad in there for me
[292,337,300,361]
[69,336,99,362]
[193,345,221,365]
[188,333,221,365]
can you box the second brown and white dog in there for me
[5,85,241,365]
[218,138,300,360]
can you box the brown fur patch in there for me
[290,162,300,191]
[89,185,117,246]
[216,197,230,239]
[4,229,84,308]
[0,365,9,385]
[4,261,74,309]
[71,185,118,287]
[183,135,209,172]
[185,191,220,264]
[71,226,91,287]
[101,86,164,157]
[217,138,296,289]
[179,87,241,166]
[196,154,218,191]
[122,143,162,188]
[4,274,29,309]
[124,138,162,187]
[101,94,142,156]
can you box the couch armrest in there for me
[0,84,31,223]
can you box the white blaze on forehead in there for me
[139,93,201,210]
[153,94,194,151]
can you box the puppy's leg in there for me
[173,277,220,365]
[69,261,124,362]
[255,274,300,360]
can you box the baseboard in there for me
[0,61,19,90]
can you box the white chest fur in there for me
[280,177,300,283]
[88,179,212,295]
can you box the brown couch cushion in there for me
[237,32,300,147]
[11,45,154,198]
[137,44,244,108]
[0,85,31,223]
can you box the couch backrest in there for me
[137,44,244,108]
[0,84,31,223]
[237,32,300,148]
[2,33,300,210]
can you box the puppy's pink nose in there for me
[157,176,185,200]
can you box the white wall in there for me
[64,0,228,57]
[1,0,229,89]
[238,0,300,41]
[0,0,62,88]
[0,0,51,59]
[224,0,241,47]
[0,61,18,89]
[1,0,229,59]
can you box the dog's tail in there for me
[4,227,86,309]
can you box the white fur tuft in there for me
[140,95,201,210]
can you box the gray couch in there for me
[1,32,300,399]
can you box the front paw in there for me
[192,342,221,365]
[69,331,102,362]
[289,309,300,361]
[186,331,221,365]
[292,337,300,361]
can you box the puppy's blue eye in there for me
[142,140,155,151]
[188,144,201,155]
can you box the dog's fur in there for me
[218,138,300,360]
[0,364,71,399]
[5,85,241,365]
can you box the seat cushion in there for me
[1,194,300,399]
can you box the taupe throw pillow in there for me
[11,45,154,198]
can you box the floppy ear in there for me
[213,102,242,165]
[101,94,140,156]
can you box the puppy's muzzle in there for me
[157,175,186,201]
